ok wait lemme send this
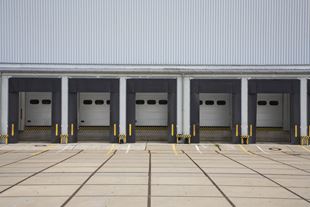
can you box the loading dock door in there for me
[256,93,289,143]
[79,93,110,126]
[136,93,168,126]
[78,92,110,142]
[135,93,168,141]
[25,92,52,126]
[199,93,232,142]
[19,92,53,142]
[199,93,232,127]
[257,94,283,127]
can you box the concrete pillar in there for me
[300,78,307,137]
[1,76,9,141]
[0,75,1,134]
[177,77,183,135]
[183,77,191,136]
[241,78,248,136]
[61,76,68,142]
[119,77,127,138]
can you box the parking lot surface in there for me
[0,143,310,207]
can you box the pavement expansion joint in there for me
[0,144,310,207]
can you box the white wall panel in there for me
[0,0,309,65]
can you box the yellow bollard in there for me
[11,123,14,136]
[249,124,253,137]
[113,124,117,136]
[55,124,58,136]
[171,124,174,136]
[235,124,239,137]
[129,124,132,136]
[193,124,196,137]
[294,125,298,138]
[71,123,74,136]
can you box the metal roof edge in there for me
[0,64,310,74]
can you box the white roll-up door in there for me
[136,93,168,126]
[199,93,232,127]
[25,92,52,126]
[79,93,110,126]
[257,94,283,127]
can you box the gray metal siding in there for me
[1,0,309,65]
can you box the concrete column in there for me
[61,76,68,137]
[177,77,183,135]
[119,77,127,137]
[241,78,248,136]
[300,78,307,137]
[0,75,1,134]
[183,77,191,135]
[1,76,9,137]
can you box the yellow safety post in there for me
[294,125,298,138]
[71,123,74,136]
[235,124,239,137]
[308,125,310,137]
[171,124,174,136]
[129,124,132,136]
[11,123,14,136]
[55,124,59,136]
[249,124,253,137]
[193,124,196,137]
[113,124,117,136]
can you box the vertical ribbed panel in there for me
[0,0,309,65]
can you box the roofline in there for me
[0,63,310,75]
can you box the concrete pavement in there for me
[0,143,309,207]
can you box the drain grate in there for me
[34,144,47,147]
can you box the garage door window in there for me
[257,101,267,105]
[205,100,214,105]
[30,99,39,104]
[42,99,51,104]
[83,100,92,105]
[217,100,226,105]
[159,100,168,105]
[136,100,145,105]
[269,101,279,106]
[147,100,156,105]
[95,100,104,105]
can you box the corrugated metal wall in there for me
[1,0,309,65]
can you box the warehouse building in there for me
[0,0,309,144]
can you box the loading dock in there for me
[190,79,241,143]
[68,79,119,143]
[127,79,176,143]
[248,80,300,144]
[256,93,291,142]
[135,93,168,141]
[8,78,61,143]
[199,93,233,142]
[78,92,111,142]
